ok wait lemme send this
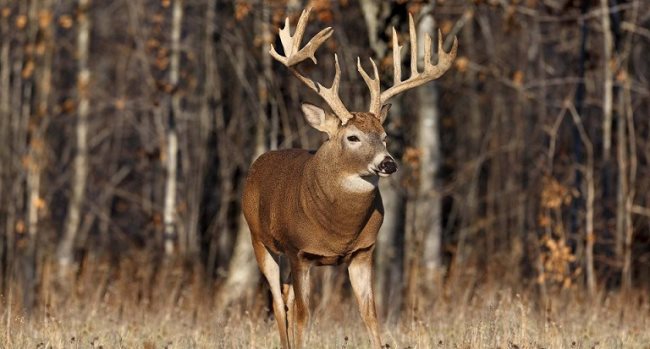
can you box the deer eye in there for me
[347,135,360,142]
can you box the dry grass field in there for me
[3,291,649,349]
[1,259,648,349]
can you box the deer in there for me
[242,8,457,349]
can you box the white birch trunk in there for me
[600,0,614,163]
[163,0,183,255]
[415,13,443,286]
[59,0,91,271]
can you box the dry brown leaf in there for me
[455,56,469,73]
[22,60,35,79]
[38,10,52,28]
[512,70,524,87]
[15,14,27,29]
[16,220,25,234]
[235,1,252,21]
[441,20,453,35]
[58,15,73,28]
[115,98,126,110]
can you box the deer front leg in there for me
[252,240,290,349]
[348,247,382,348]
[289,257,311,349]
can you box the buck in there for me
[242,8,457,348]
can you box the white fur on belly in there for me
[341,175,378,193]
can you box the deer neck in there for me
[299,144,378,233]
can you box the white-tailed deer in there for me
[242,8,457,348]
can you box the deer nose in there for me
[378,156,397,174]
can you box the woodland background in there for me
[0,0,649,346]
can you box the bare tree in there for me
[21,0,55,311]
[163,0,183,255]
[414,7,443,291]
[600,0,614,163]
[568,104,596,295]
[59,0,92,275]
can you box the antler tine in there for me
[409,14,418,76]
[315,54,353,124]
[392,28,402,86]
[424,31,432,67]
[269,8,354,124]
[357,57,381,116]
[379,13,458,105]
[291,9,310,57]
[269,8,334,66]
[426,29,458,74]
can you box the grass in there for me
[0,259,648,348]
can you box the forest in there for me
[0,0,649,347]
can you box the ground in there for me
[2,284,648,349]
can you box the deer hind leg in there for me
[252,240,290,349]
[348,247,382,348]
[282,270,295,346]
[289,257,311,349]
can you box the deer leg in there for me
[289,257,311,349]
[348,247,382,348]
[252,240,290,349]
[282,271,295,346]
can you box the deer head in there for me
[270,8,457,185]
[300,102,396,193]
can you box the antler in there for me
[358,14,458,116]
[270,8,354,124]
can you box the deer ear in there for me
[301,103,339,138]
[378,103,391,124]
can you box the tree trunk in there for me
[163,0,183,256]
[375,101,404,318]
[0,0,11,292]
[59,0,92,275]
[621,76,636,291]
[600,0,614,163]
[23,0,54,312]
[568,105,596,295]
[202,0,220,278]
[456,7,480,270]
[615,84,629,289]
[359,0,389,58]
[414,11,443,291]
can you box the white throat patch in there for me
[341,175,378,193]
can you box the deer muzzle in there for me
[377,156,397,176]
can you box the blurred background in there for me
[0,0,649,320]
